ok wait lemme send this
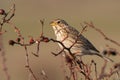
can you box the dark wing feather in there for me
[67,25,99,53]
[78,34,99,53]
[67,26,113,62]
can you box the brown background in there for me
[0,0,120,80]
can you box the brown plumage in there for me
[50,19,113,62]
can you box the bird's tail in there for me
[96,53,114,62]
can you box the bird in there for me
[50,19,113,62]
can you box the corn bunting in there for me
[50,19,113,62]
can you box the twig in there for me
[31,40,40,57]
[98,68,120,80]
[24,46,38,80]
[84,22,120,47]
[51,49,64,56]
[0,3,15,30]
[98,60,107,80]
[0,36,10,80]
[69,25,88,49]
[7,4,15,21]
[40,19,45,35]
[0,4,38,80]
[7,22,24,41]
[91,60,97,80]
[31,19,45,57]
[60,54,70,80]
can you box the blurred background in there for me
[0,0,120,80]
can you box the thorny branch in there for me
[31,19,45,57]
[0,4,38,80]
[98,61,120,80]
[0,36,10,80]
[1,3,120,80]
[0,4,15,31]
[92,60,97,80]
[24,46,38,80]
[84,22,120,47]
[0,4,16,80]
[14,19,120,80]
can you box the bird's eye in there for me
[57,21,60,24]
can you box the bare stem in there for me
[24,46,38,80]
[0,35,10,80]
[84,22,120,47]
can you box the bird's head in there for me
[50,19,70,38]
[50,19,69,29]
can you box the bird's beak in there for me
[50,22,57,27]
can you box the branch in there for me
[0,36,10,80]
[24,46,38,80]
[84,22,120,47]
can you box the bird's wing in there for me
[77,34,99,53]
[68,26,99,53]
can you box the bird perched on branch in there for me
[50,19,113,62]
